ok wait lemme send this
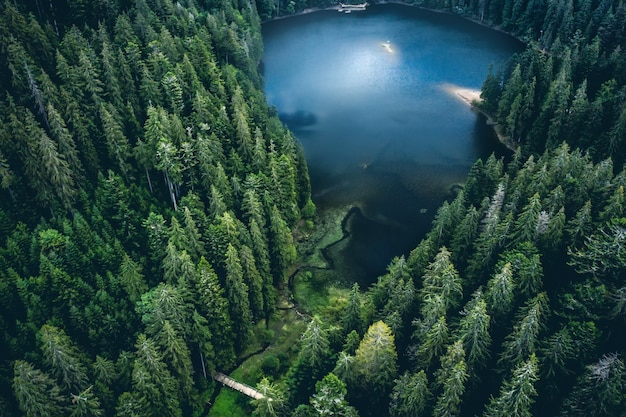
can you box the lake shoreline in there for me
[441,83,518,152]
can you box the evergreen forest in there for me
[0,0,625,417]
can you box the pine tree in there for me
[269,205,296,285]
[499,293,549,368]
[415,315,449,369]
[433,340,468,417]
[299,316,331,370]
[69,385,104,417]
[513,193,542,244]
[311,373,358,417]
[154,320,193,395]
[130,334,182,417]
[457,291,491,371]
[389,371,430,417]
[240,244,265,320]
[119,253,147,303]
[421,247,463,314]
[13,360,64,417]
[485,262,515,318]
[567,200,593,247]
[181,206,205,260]
[196,258,235,368]
[251,378,285,417]
[38,324,89,392]
[353,321,397,404]
[484,354,539,417]
[224,243,253,350]
[559,353,625,417]
[342,283,363,335]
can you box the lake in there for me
[262,4,523,285]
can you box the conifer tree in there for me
[342,283,363,335]
[421,247,463,313]
[130,334,182,417]
[13,360,64,417]
[224,243,253,349]
[119,253,147,303]
[299,316,331,370]
[69,385,104,417]
[240,244,265,320]
[559,353,626,417]
[38,324,88,392]
[485,262,515,318]
[433,340,468,417]
[499,293,549,368]
[268,204,296,285]
[415,315,449,369]
[353,321,397,407]
[196,258,235,368]
[251,378,285,417]
[311,373,358,417]
[389,370,430,417]
[483,354,539,417]
[457,291,491,371]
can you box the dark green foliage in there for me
[389,370,430,417]
[2,0,626,416]
[0,0,310,414]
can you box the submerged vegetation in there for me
[0,0,625,416]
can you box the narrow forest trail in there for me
[212,372,267,400]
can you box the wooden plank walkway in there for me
[212,372,266,400]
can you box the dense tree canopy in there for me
[0,0,312,415]
[2,0,626,416]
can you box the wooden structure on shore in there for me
[212,372,267,400]
[338,2,368,12]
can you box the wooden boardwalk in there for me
[338,2,367,12]
[212,372,266,400]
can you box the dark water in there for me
[262,4,523,285]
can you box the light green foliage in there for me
[485,262,515,318]
[421,247,463,318]
[342,283,363,335]
[483,354,539,417]
[499,293,549,368]
[2,0,626,416]
[353,321,398,398]
[251,378,285,417]
[457,291,491,371]
[433,340,468,417]
[311,373,358,417]
[299,316,331,369]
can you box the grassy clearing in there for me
[207,387,249,417]
[210,206,354,416]
[292,269,351,321]
[209,307,308,415]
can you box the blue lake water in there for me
[262,4,523,284]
